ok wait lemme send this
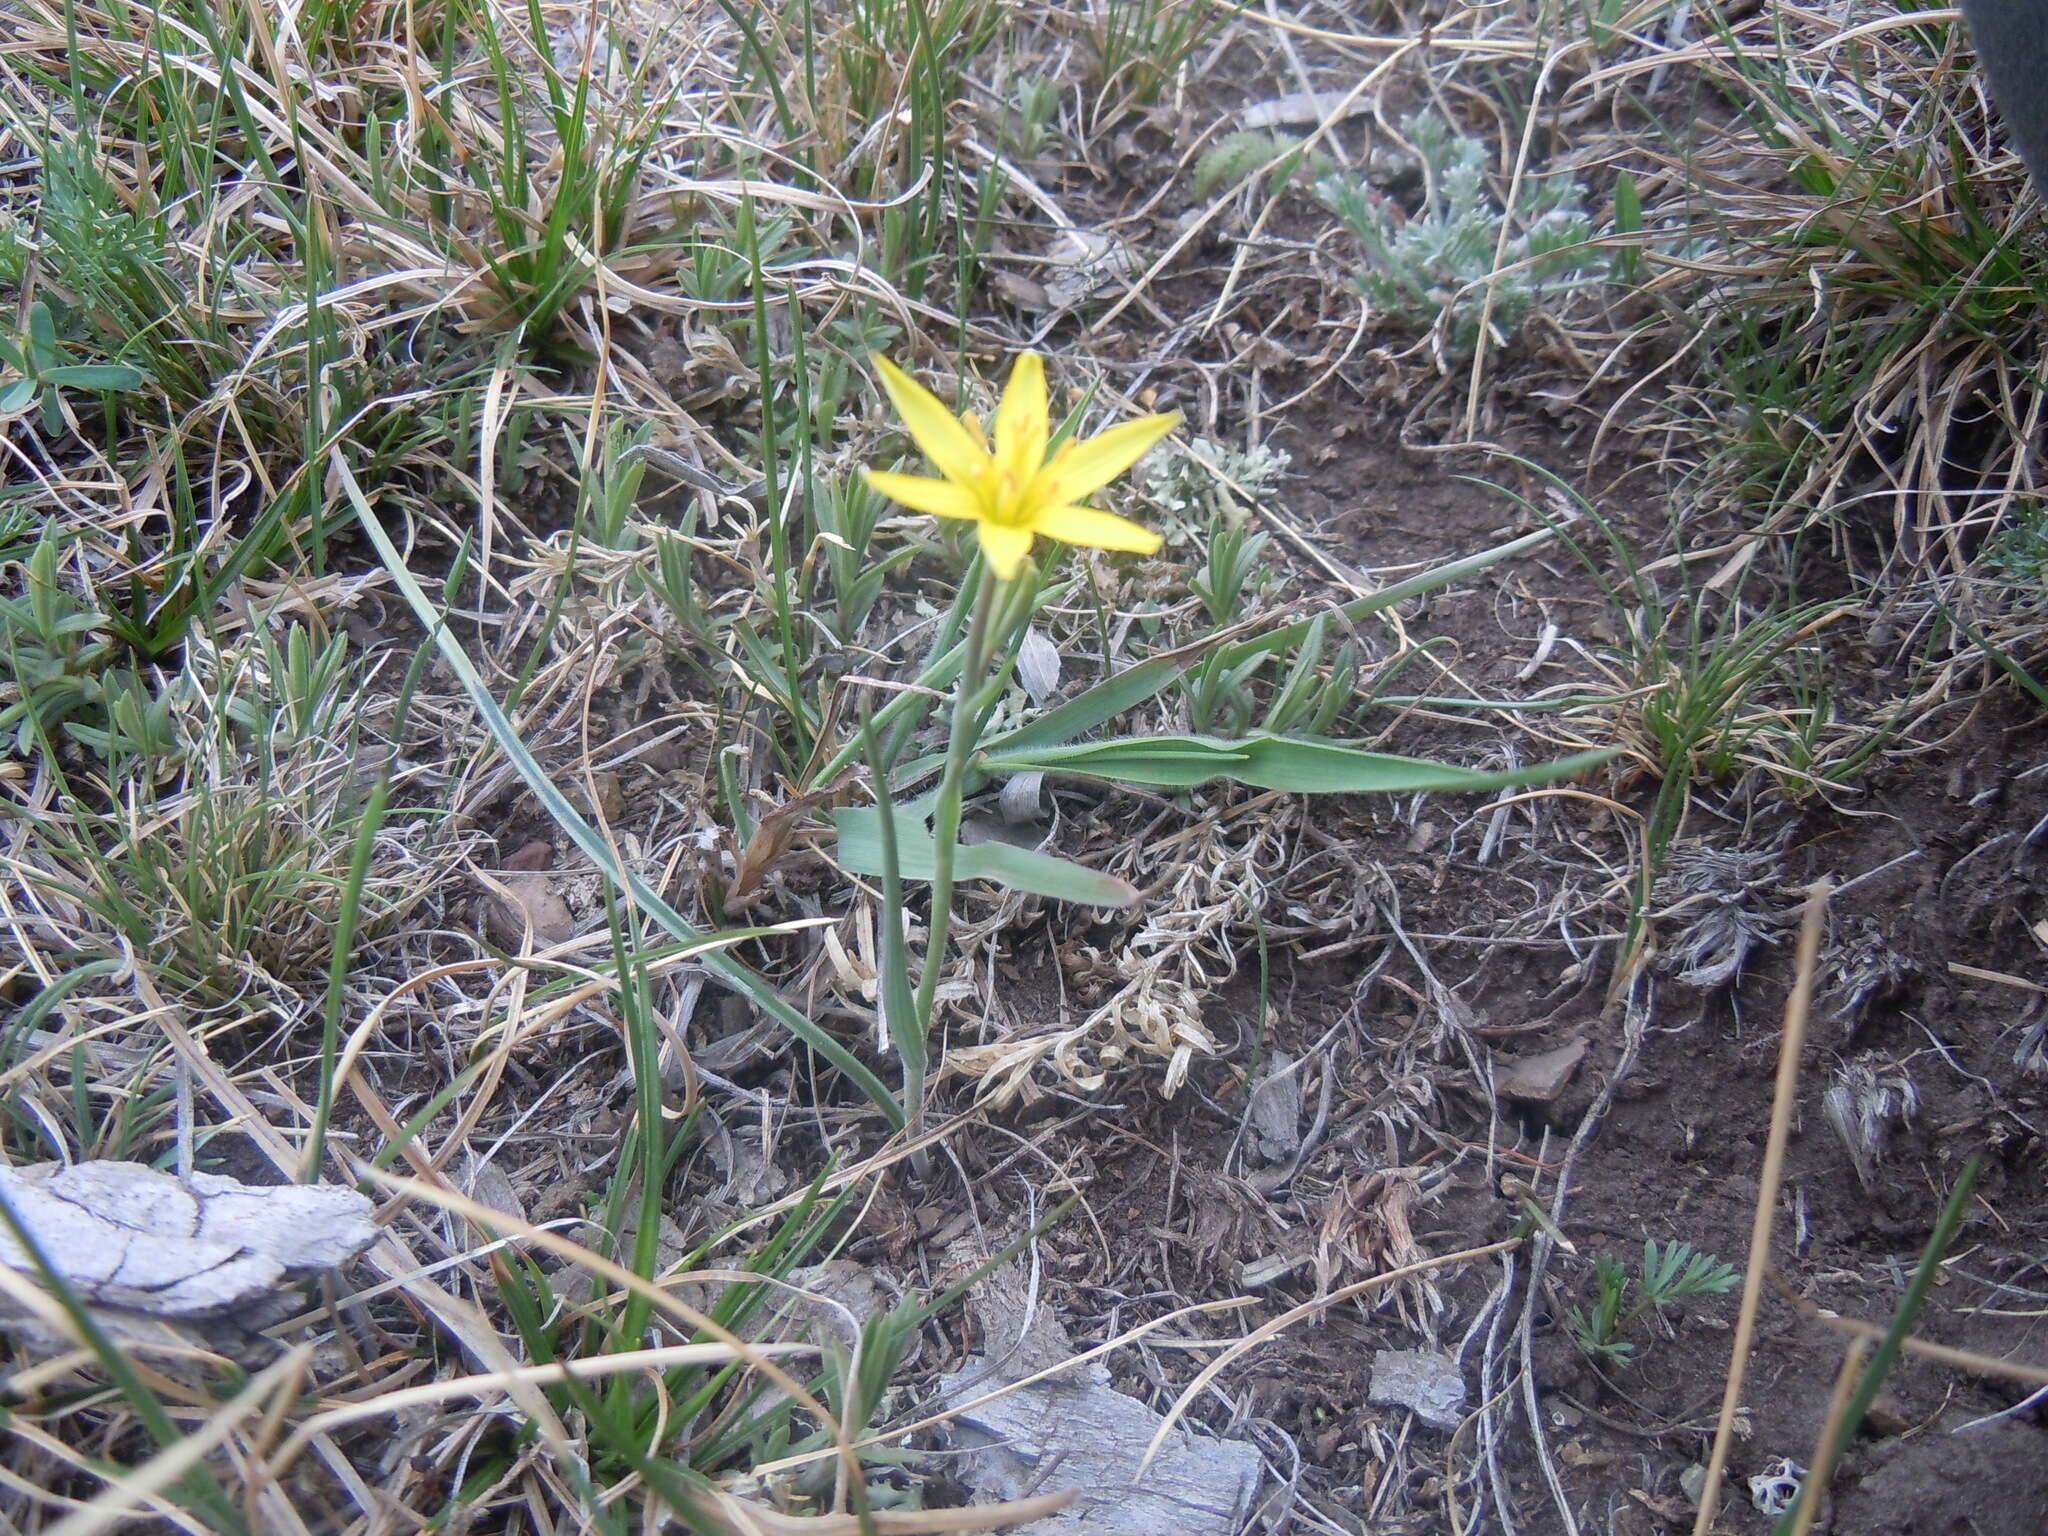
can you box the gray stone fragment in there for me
[1368,1348,1467,1430]
[937,1360,1262,1536]
[0,1160,377,1318]
[1494,1038,1588,1103]
[935,1250,1260,1535]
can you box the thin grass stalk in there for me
[336,454,905,1122]
[910,568,1000,1030]
[1694,879,1830,1534]
[606,891,668,1349]
[509,433,595,712]
[900,0,947,299]
[302,775,390,1182]
[810,562,987,787]
[708,0,798,143]
[1787,1337,1871,1536]
[745,203,810,761]
[47,1346,308,1536]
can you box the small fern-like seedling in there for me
[1570,1239,1740,1369]
[1313,109,1603,354]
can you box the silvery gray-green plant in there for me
[1142,435,1293,538]
[1314,109,1603,354]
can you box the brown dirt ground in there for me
[870,419,2048,1534]
[423,42,2048,1536]
[887,164,2048,1526]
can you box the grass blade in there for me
[1772,1155,1983,1535]
[334,457,903,1125]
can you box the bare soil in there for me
[813,118,2048,1524]
[450,34,2048,1536]
[872,415,2048,1533]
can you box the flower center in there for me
[983,464,1035,526]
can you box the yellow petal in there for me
[873,356,988,488]
[861,468,984,521]
[1030,503,1164,557]
[976,521,1035,580]
[1040,410,1181,505]
[993,351,1048,488]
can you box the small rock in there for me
[0,1161,378,1364]
[1495,1038,1588,1103]
[1246,1050,1303,1163]
[1679,1462,1711,1508]
[485,871,578,948]
[1240,88,1373,130]
[1863,1390,1915,1437]
[569,770,626,824]
[1368,1349,1466,1430]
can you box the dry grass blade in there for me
[47,1347,310,1536]
[1787,1337,1871,1536]
[134,974,580,1453]
[1768,1271,2048,1387]
[1694,880,1830,1536]
[348,1172,866,1490]
[272,1343,822,1474]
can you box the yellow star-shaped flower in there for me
[861,351,1180,580]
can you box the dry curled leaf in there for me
[1016,627,1062,705]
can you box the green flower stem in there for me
[907,568,1043,1038]
[913,572,999,1032]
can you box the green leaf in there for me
[42,362,147,390]
[1613,169,1641,235]
[834,807,1137,906]
[857,718,925,1109]
[981,528,1555,761]
[0,379,34,415]
[1217,528,1556,670]
[1611,171,1643,284]
[984,732,1618,795]
[26,300,58,363]
[992,652,1194,756]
